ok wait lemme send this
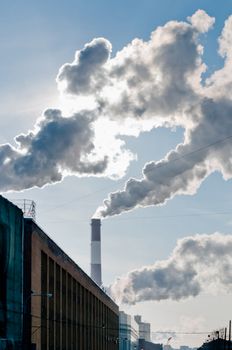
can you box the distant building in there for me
[134,315,151,342]
[0,196,119,350]
[139,338,163,350]
[162,346,171,350]
[119,311,139,350]
[197,338,231,350]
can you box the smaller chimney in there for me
[91,218,102,286]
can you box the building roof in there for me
[24,217,118,313]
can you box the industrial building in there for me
[119,312,163,350]
[138,339,162,350]
[197,338,231,349]
[119,311,139,350]
[134,315,151,342]
[0,196,24,350]
[0,196,119,350]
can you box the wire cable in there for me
[30,133,232,214]
[0,305,211,335]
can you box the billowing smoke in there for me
[95,13,232,218]
[2,10,232,196]
[57,38,112,96]
[96,98,232,217]
[0,109,108,191]
[0,107,134,191]
[58,10,213,127]
[109,233,232,304]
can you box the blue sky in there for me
[2,1,232,347]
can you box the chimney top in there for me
[91,218,101,226]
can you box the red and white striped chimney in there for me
[91,218,102,286]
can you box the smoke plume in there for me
[95,13,232,218]
[0,109,108,191]
[2,10,232,198]
[109,233,232,304]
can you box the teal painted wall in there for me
[0,196,23,349]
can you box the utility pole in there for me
[229,321,231,350]
[224,327,227,350]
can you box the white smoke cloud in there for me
[96,98,232,217]
[95,12,232,218]
[206,16,232,98]
[0,109,103,191]
[2,9,232,199]
[187,9,215,33]
[58,10,209,130]
[57,38,112,96]
[109,233,232,304]
[0,109,134,192]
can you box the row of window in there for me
[40,251,118,350]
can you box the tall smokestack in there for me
[91,218,102,286]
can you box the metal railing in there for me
[12,199,36,220]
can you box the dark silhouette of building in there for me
[0,196,119,350]
[0,196,24,350]
[197,338,231,350]
[139,338,163,350]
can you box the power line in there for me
[146,133,232,173]
[0,305,211,335]
[43,208,232,224]
[38,133,232,214]
[151,331,209,335]
[41,179,126,214]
